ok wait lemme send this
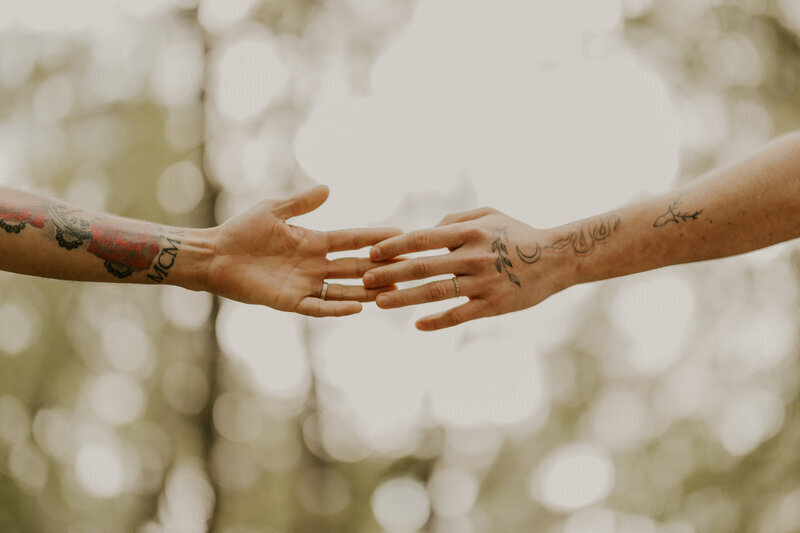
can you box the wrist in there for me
[513,225,576,296]
[544,225,584,292]
[551,212,624,289]
[162,226,218,292]
[532,217,614,291]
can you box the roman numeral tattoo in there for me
[653,197,703,227]
[0,197,180,282]
[146,237,181,283]
[516,214,621,265]
[491,227,521,287]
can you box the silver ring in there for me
[452,277,460,298]
[320,282,329,301]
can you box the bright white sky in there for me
[295,0,680,229]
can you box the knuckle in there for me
[411,259,430,278]
[429,282,447,300]
[463,226,487,241]
[411,231,429,249]
[484,292,501,307]
[447,308,465,325]
[465,253,488,267]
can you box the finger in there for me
[415,300,489,331]
[273,185,330,220]
[375,276,470,309]
[295,297,362,317]
[325,257,402,279]
[327,227,403,252]
[323,283,394,302]
[370,226,465,261]
[437,206,497,226]
[363,254,462,288]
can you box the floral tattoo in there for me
[0,194,180,281]
[491,227,521,287]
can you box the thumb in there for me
[273,185,330,220]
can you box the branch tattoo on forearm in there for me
[491,227,521,287]
[0,198,180,281]
[653,197,703,227]
[516,214,621,266]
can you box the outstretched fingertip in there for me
[275,184,330,220]
[341,301,363,315]
[375,293,390,308]
[302,184,330,211]
[415,319,435,331]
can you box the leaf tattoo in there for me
[491,227,521,287]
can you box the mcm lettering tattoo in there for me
[0,196,180,281]
[491,227,521,287]
[516,214,621,265]
[653,197,703,227]
[146,236,181,283]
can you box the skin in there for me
[0,184,400,317]
[364,131,800,331]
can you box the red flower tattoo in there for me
[87,221,160,278]
[0,206,47,233]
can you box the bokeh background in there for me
[1,0,800,532]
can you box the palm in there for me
[205,186,400,317]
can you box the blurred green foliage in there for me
[1,1,800,533]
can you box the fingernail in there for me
[370,246,381,260]
[376,294,389,307]
[363,273,375,286]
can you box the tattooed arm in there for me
[363,131,800,330]
[0,185,400,317]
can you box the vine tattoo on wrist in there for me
[516,214,621,265]
[0,197,181,281]
[491,227,521,287]
[653,197,703,227]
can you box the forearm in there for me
[555,131,800,287]
[0,187,214,290]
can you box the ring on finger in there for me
[320,282,329,301]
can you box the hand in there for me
[363,207,576,330]
[205,185,402,316]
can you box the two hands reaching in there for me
[1,182,553,328]
[208,186,612,331]
[4,132,800,329]
[208,186,557,328]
